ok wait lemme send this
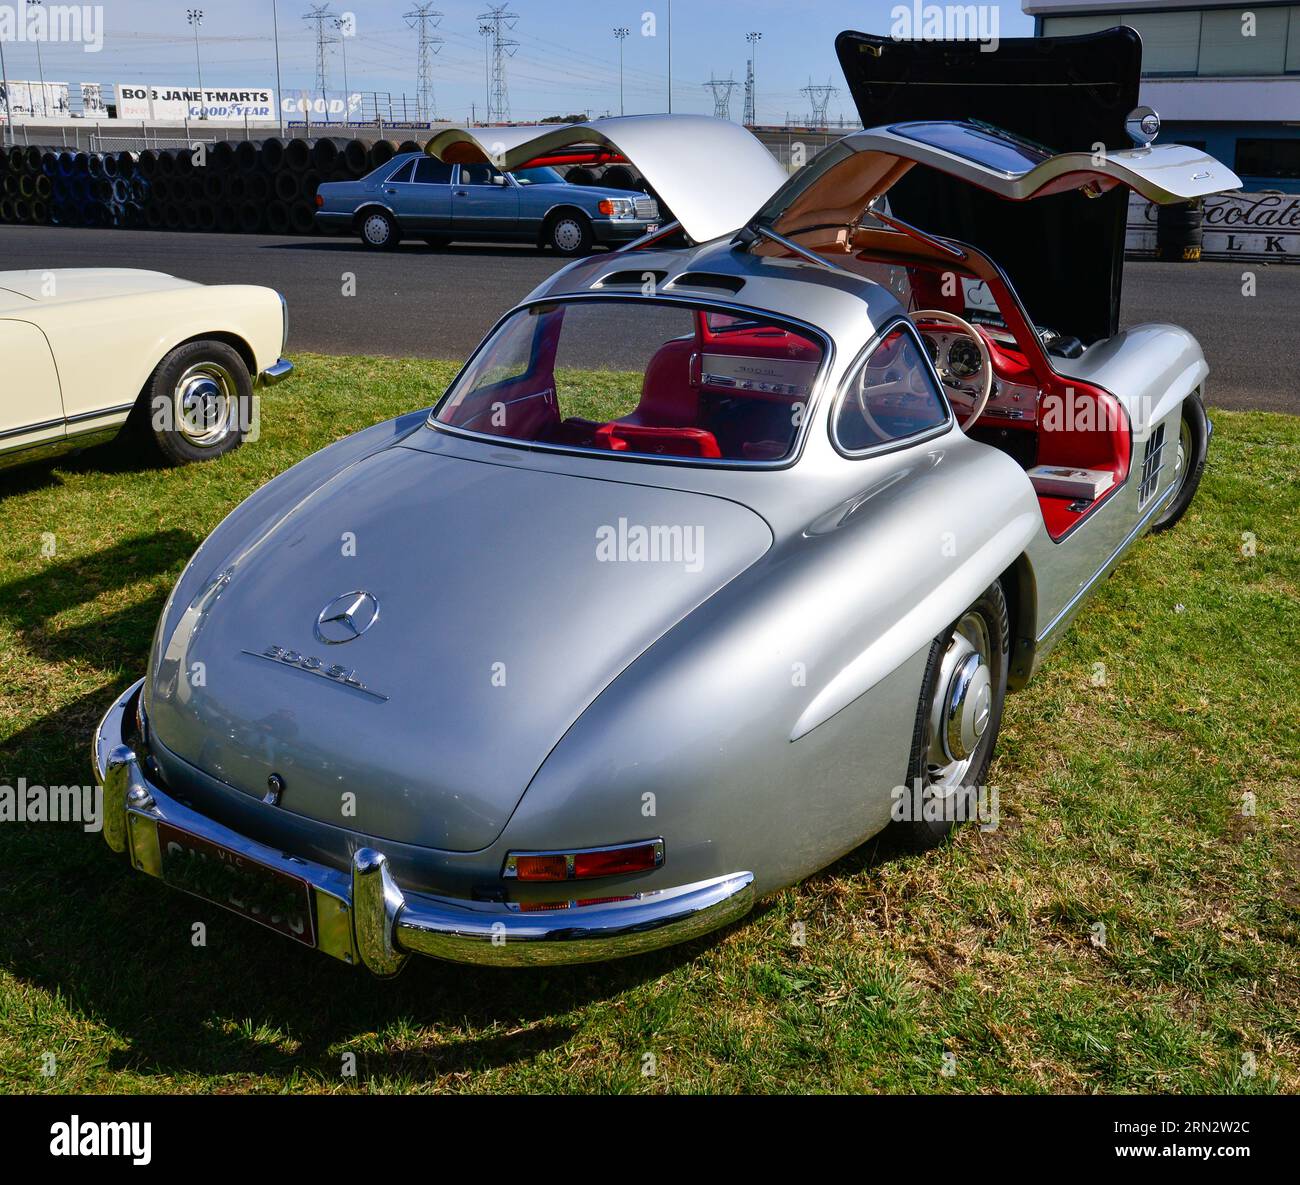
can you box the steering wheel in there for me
[911,309,994,432]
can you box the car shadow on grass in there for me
[0,532,747,1084]
[0,435,166,499]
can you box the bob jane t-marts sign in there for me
[1128,192,1300,263]
[115,85,277,122]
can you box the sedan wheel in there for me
[892,581,1009,851]
[549,213,592,256]
[360,210,399,250]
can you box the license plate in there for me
[157,821,316,947]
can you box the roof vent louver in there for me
[593,270,668,290]
[664,272,746,294]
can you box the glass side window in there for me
[386,160,415,184]
[833,325,950,453]
[512,166,564,186]
[433,300,826,464]
[460,163,505,186]
[412,158,453,184]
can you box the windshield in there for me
[512,166,565,186]
[433,299,826,464]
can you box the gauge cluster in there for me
[917,329,1040,424]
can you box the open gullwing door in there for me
[775,27,1243,345]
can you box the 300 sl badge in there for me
[243,645,389,701]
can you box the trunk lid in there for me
[146,441,772,852]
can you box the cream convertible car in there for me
[93,30,1237,974]
[1,268,291,470]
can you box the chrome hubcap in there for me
[554,219,583,251]
[925,611,993,800]
[173,361,236,448]
[364,214,390,244]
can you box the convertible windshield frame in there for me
[427,293,838,471]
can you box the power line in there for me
[703,73,737,121]
[403,4,444,122]
[743,31,761,126]
[477,5,518,124]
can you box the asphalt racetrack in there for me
[1,225,1295,414]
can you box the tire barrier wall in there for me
[0,137,399,234]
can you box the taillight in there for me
[504,839,664,882]
[314,194,324,208]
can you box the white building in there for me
[1023,0,1300,191]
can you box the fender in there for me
[1054,323,1209,442]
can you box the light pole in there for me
[333,14,350,125]
[27,1,46,118]
[666,0,672,114]
[272,0,285,135]
[746,31,761,127]
[187,9,206,119]
[613,27,628,117]
[0,24,12,144]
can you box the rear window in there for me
[433,300,826,464]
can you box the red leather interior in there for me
[594,422,722,458]
[899,264,1132,542]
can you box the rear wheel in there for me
[547,211,593,256]
[139,340,253,465]
[891,581,1009,851]
[359,208,400,250]
[1149,390,1209,533]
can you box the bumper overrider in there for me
[93,679,755,974]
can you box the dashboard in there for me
[918,327,1041,426]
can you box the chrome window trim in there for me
[426,292,837,472]
[828,316,956,460]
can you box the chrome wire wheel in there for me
[362,212,391,245]
[552,216,584,252]
[923,610,994,807]
[173,360,237,449]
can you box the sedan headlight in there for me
[598,197,636,219]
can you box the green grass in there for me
[0,353,1296,1094]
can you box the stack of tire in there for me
[1156,198,1203,263]
[0,137,405,234]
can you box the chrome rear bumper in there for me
[256,358,294,388]
[93,680,755,974]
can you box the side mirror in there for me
[492,174,507,186]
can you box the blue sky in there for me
[3,0,1034,123]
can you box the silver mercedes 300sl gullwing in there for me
[93,29,1240,973]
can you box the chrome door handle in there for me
[454,190,468,196]
[384,188,397,194]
